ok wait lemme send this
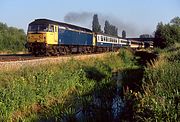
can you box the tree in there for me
[104,20,110,34]
[170,16,180,26]
[122,30,126,38]
[115,27,118,36]
[111,25,118,36]
[140,34,153,38]
[0,22,26,51]
[104,20,118,36]
[92,14,101,33]
[154,21,180,48]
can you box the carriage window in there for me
[101,36,103,41]
[104,37,106,41]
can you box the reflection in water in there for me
[74,71,125,122]
[75,108,85,122]
[112,95,124,120]
[112,72,125,120]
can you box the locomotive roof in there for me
[29,19,92,33]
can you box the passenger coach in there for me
[95,33,128,51]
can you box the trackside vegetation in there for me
[0,46,179,121]
[0,22,26,52]
[124,46,180,121]
[0,50,137,121]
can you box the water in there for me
[74,71,125,122]
[112,72,125,120]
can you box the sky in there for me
[0,0,179,37]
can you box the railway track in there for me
[0,53,109,71]
[0,54,44,62]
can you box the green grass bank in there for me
[0,49,137,121]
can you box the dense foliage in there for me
[0,22,26,52]
[154,17,180,48]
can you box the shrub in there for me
[134,49,180,121]
[167,50,180,62]
[118,48,134,66]
[0,22,26,52]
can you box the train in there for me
[26,19,152,56]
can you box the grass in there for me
[2,47,179,121]
[0,49,136,121]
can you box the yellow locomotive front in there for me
[27,25,47,43]
[26,19,58,55]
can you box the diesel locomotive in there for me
[26,19,147,56]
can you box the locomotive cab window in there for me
[28,24,49,32]
[49,25,54,32]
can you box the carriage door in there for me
[93,33,97,46]
[54,25,58,44]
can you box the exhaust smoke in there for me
[64,12,152,37]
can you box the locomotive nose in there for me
[28,33,46,43]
